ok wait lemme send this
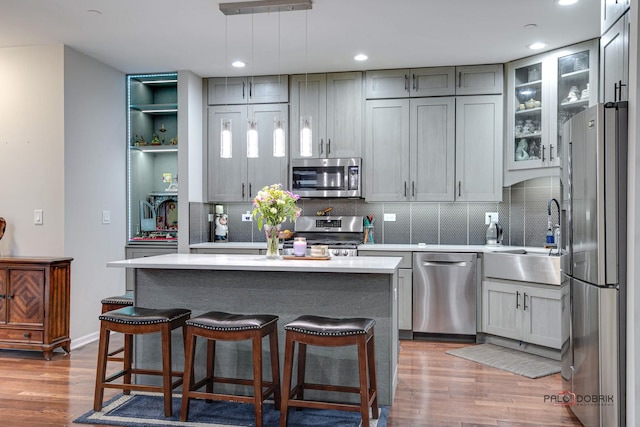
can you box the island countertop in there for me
[107,253,402,274]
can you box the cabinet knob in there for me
[0,294,4,299]
[7,294,13,299]
[23,333,31,339]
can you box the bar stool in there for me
[180,311,281,427]
[280,315,378,427]
[93,306,191,417]
[100,292,134,362]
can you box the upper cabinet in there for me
[127,73,179,243]
[504,40,598,186]
[290,72,363,159]
[365,65,503,99]
[601,0,630,34]
[600,11,629,103]
[207,75,288,105]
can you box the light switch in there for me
[102,210,111,224]
[34,209,43,225]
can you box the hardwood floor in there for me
[0,338,582,426]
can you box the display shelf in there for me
[515,107,542,115]
[560,69,589,79]
[130,103,178,113]
[130,145,178,152]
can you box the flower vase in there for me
[264,224,281,259]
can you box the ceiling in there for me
[0,0,601,78]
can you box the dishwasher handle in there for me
[421,261,468,267]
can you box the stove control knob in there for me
[332,249,340,256]
[342,250,349,256]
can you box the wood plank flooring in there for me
[0,338,582,426]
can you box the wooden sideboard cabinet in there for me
[0,257,73,360]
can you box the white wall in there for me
[0,45,127,349]
[63,46,127,346]
[0,45,65,256]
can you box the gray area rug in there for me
[446,343,561,378]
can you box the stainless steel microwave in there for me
[290,158,362,198]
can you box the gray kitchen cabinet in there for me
[207,104,289,202]
[482,280,562,349]
[600,12,629,103]
[289,72,362,159]
[365,67,455,98]
[504,40,598,186]
[366,95,501,202]
[191,247,261,255]
[207,75,288,105]
[125,245,177,291]
[358,250,412,331]
[601,0,630,34]
[455,64,504,95]
[455,95,503,202]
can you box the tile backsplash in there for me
[190,177,560,248]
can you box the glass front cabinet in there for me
[505,40,598,185]
[127,73,179,243]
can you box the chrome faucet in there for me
[547,198,560,255]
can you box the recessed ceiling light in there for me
[354,54,368,61]
[557,0,578,5]
[528,42,548,50]
[232,61,246,68]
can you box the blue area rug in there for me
[75,392,389,427]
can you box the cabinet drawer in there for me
[0,329,43,343]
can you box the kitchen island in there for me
[107,253,402,405]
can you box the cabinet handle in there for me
[241,183,245,198]
[23,333,31,339]
[404,181,407,197]
[249,183,252,199]
[0,294,4,299]
[516,291,521,309]
[320,139,324,155]
[458,181,461,198]
[542,145,546,162]
[327,139,331,156]
[412,181,415,197]
[404,75,409,92]
[412,74,416,91]
[549,144,554,162]
[523,292,529,311]
[458,71,462,88]
[249,81,252,99]
[617,80,626,102]
[7,294,13,299]
[242,81,246,99]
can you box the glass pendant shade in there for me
[220,118,232,158]
[273,116,286,157]
[300,115,313,157]
[246,119,259,158]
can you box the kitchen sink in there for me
[483,250,561,285]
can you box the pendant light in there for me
[246,13,259,158]
[272,11,286,158]
[300,10,312,157]
[220,16,233,158]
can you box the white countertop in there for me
[357,244,551,254]
[190,242,267,249]
[108,253,402,274]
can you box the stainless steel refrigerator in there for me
[561,102,627,427]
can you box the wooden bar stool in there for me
[280,315,378,427]
[100,292,134,362]
[93,306,191,417]
[180,311,281,427]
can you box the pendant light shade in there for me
[273,116,286,157]
[300,115,313,157]
[220,118,233,158]
[246,119,259,158]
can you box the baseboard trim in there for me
[71,331,99,350]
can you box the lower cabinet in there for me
[358,250,412,331]
[482,279,562,349]
[0,257,72,360]
[125,245,177,291]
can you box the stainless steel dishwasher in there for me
[413,252,477,336]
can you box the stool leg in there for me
[93,323,110,412]
[123,333,133,393]
[252,332,264,427]
[367,334,379,419]
[357,335,370,427]
[269,328,281,409]
[206,339,216,399]
[161,323,173,417]
[280,333,296,427]
[180,327,196,422]
[296,342,307,401]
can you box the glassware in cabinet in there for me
[512,61,544,168]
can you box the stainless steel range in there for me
[284,215,364,257]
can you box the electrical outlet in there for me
[384,213,396,222]
[242,212,252,222]
[485,212,499,225]
[34,209,43,225]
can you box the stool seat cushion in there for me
[186,311,278,331]
[101,291,134,306]
[284,315,375,336]
[99,306,191,325]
